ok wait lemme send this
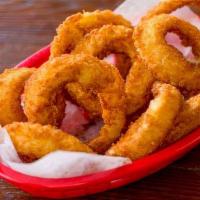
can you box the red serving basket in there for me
[0,45,199,199]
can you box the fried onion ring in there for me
[71,25,138,115]
[0,68,35,126]
[164,93,200,145]
[106,82,183,160]
[50,10,132,58]
[72,25,136,76]
[5,122,93,161]
[24,54,126,153]
[125,58,154,115]
[135,14,200,90]
[66,82,101,118]
[72,25,154,115]
[143,0,200,21]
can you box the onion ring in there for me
[72,25,154,115]
[50,10,132,58]
[72,25,136,76]
[135,14,200,90]
[24,54,126,153]
[71,25,136,115]
[66,82,101,118]
[106,82,183,160]
[125,58,154,115]
[0,68,35,126]
[164,93,200,145]
[143,0,200,21]
[5,122,93,161]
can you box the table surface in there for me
[0,0,199,199]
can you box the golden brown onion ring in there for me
[24,54,126,153]
[72,25,136,76]
[106,82,183,160]
[50,10,132,58]
[135,14,200,90]
[5,122,93,161]
[0,68,35,126]
[164,93,200,145]
[72,25,154,115]
[143,0,200,21]
[66,82,101,118]
[71,25,135,115]
[125,58,154,115]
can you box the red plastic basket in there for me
[0,45,199,199]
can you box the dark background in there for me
[0,0,199,199]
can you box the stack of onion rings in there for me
[72,24,154,115]
[50,10,132,58]
[106,82,183,160]
[1,6,200,162]
[24,54,126,153]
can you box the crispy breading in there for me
[50,10,132,58]
[5,122,93,161]
[135,14,200,90]
[24,54,126,153]
[142,0,200,21]
[0,68,35,126]
[106,82,183,160]
[125,58,154,115]
[164,93,200,145]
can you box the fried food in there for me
[66,82,101,118]
[71,25,135,115]
[72,25,135,76]
[125,58,154,115]
[24,82,66,127]
[106,82,183,160]
[0,68,35,126]
[72,25,154,115]
[5,122,93,161]
[135,14,200,91]
[50,10,132,58]
[1,6,200,166]
[24,54,126,153]
[164,93,200,145]
[143,0,200,21]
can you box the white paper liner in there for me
[0,128,131,178]
[115,0,158,25]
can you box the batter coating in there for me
[125,58,154,115]
[164,93,200,145]
[5,122,93,161]
[135,14,200,90]
[73,25,153,115]
[24,54,126,153]
[72,25,136,115]
[0,68,35,126]
[143,0,200,21]
[50,10,132,58]
[73,25,135,76]
[66,82,101,118]
[106,82,183,160]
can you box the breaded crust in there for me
[24,54,126,153]
[106,82,183,160]
[0,68,35,126]
[5,122,93,161]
